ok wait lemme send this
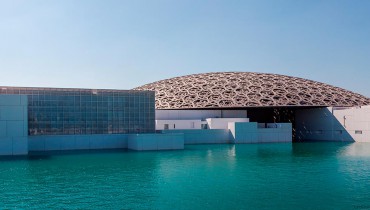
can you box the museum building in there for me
[1,72,370,156]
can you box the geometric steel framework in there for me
[134,72,370,109]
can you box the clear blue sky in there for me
[1,0,369,96]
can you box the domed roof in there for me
[134,72,370,109]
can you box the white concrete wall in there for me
[29,133,185,152]
[222,110,248,118]
[156,109,247,120]
[128,133,184,151]
[228,122,292,143]
[257,123,292,143]
[156,120,204,130]
[160,129,230,144]
[29,134,129,151]
[333,106,370,142]
[296,106,370,142]
[156,118,251,130]
[0,95,28,156]
[207,118,250,129]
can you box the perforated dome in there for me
[134,72,370,109]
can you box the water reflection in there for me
[227,145,236,157]
[1,143,370,210]
[340,143,370,157]
[292,142,352,157]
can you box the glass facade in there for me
[0,87,155,135]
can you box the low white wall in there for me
[161,122,292,144]
[156,120,204,130]
[28,134,129,151]
[128,133,184,151]
[29,133,185,152]
[296,106,370,142]
[207,118,250,129]
[28,123,292,153]
[156,109,248,120]
[161,129,230,144]
[156,118,251,130]
[257,124,292,143]
[228,122,292,143]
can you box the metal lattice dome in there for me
[134,72,370,109]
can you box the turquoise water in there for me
[1,143,370,209]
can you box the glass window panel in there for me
[0,87,155,135]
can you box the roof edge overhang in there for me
[155,105,334,110]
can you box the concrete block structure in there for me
[28,134,129,151]
[156,119,205,130]
[296,106,370,142]
[161,129,230,144]
[128,133,184,151]
[156,117,250,130]
[228,122,291,143]
[206,118,250,129]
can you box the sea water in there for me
[1,142,370,209]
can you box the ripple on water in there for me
[1,143,370,209]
